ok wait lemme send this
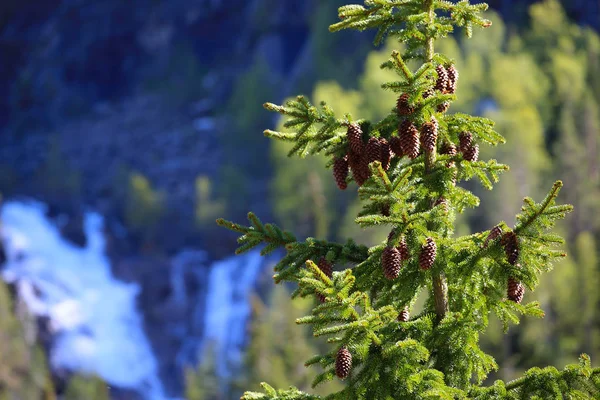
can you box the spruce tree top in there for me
[218,1,600,398]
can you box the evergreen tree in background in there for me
[219,0,600,398]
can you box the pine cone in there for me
[318,257,333,278]
[317,258,333,303]
[348,151,370,186]
[398,120,420,159]
[390,136,403,158]
[446,64,458,94]
[434,197,449,213]
[502,231,519,265]
[381,204,391,217]
[419,237,437,270]
[435,65,448,93]
[398,236,410,261]
[463,144,479,162]
[483,225,503,248]
[421,117,438,153]
[422,88,435,99]
[387,229,397,245]
[347,123,364,154]
[397,93,414,115]
[437,101,450,113]
[440,141,458,156]
[448,162,457,186]
[333,156,349,190]
[458,131,473,154]
[379,138,391,170]
[336,347,352,379]
[397,307,410,322]
[440,142,458,185]
[382,246,402,280]
[507,277,525,303]
[366,137,382,164]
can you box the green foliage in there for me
[217,59,277,219]
[124,172,165,244]
[271,140,332,239]
[184,343,224,400]
[64,375,109,400]
[0,281,55,400]
[238,286,344,396]
[0,280,111,400]
[195,175,225,226]
[218,0,598,398]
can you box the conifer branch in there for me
[514,181,573,235]
[263,97,349,158]
[241,383,321,400]
[225,1,590,398]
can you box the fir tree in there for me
[218,1,600,398]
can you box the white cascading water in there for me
[201,249,270,377]
[0,201,166,400]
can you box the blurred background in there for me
[0,0,599,399]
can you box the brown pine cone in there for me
[336,347,352,379]
[419,237,437,270]
[421,117,438,153]
[318,257,333,278]
[390,136,403,158]
[446,64,459,94]
[397,236,410,261]
[437,101,450,113]
[381,204,391,217]
[483,225,503,248]
[366,137,382,164]
[347,123,364,154]
[435,65,448,93]
[333,156,349,190]
[387,229,397,245]
[379,138,391,170]
[398,120,420,159]
[458,131,473,154]
[440,141,458,185]
[348,151,370,186]
[448,162,457,186]
[315,257,333,303]
[397,93,414,115]
[434,197,449,213]
[397,307,410,322]
[440,141,458,156]
[507,277,525,303]
[501,231,519,265]
[422,88,435,99]
[463,144,479,162]
[382,246,402,280]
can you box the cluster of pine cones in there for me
[484,226,524,303]
[333,123,394,188]
[382,233,437,280]
[432,64,458,112]
[332,64,475,190]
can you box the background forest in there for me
[0,0,599,399]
